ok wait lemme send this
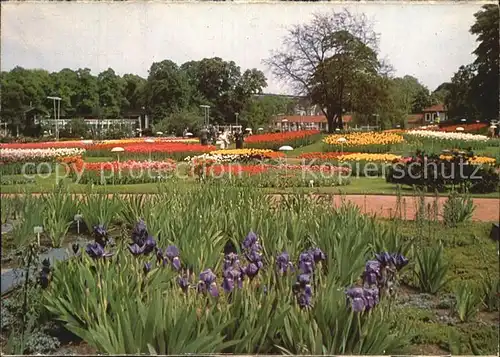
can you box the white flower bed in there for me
[184,153,239,163]
[0,148,86,163]
[407,130,489,142]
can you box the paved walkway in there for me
[329,195,499,222]
[1,193,499,222]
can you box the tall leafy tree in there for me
[180,57,267,123]
[469,4,499,120]
[97,68,125,118]
[264,10,389,131]
[144,60,191,123]
[446,64,480,120]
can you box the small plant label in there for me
[74,214,83,234]
[34,225,43,246]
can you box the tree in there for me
[431,82,452,105]
[153,108,203,136]
[469,4,499,120]
[264,10,388,132]
[240,95,294,128]
[97,68,124,118]
[144,60,191,123]
[121,74,147,113]
[180,57,267,123]
[74,68,99,117]
[446,64,480,120]
[412,88,432,113]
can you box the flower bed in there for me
[418,123,488,133]
[1,186,498,355]
[387,150,499,193]
[0,137,198,150]
[405,130,490,150]
[244,130,321,150]
[298,152,402,177]
[186,149,285,164]
[0,148,86,175]
[194,163,350,188]
[323,132,404,153]
[87,142,216,160]
[69,159,178,185]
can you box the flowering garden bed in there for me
[0,186,498,355]
[244,130,321,150]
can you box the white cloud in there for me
[1,2,483,93]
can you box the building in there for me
[406,103,448,128]
[272,114,353,132]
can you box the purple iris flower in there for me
[393,253,409,270]
[164,245,181,271]
[297,292,312,309]
[128,243,145,256]
[276,252,293,274]
[245,263,260,279]
[143,236,156,254]
[132,219,148,245]
[93,224,108,247]
[297,273,311,285]
[309,248,326,263]
[346,287,366,312]
[346,286,380,312]
[86,242,113,259]
[223,252,240,271]
[200,269,217,285]
[165,245,180,259]
[177,276,190,292]
[298,252,315,274]
[242,231,261,251]
[222,277,235,292]
[363,260,381,286]
[143,262,152,275]
[375,252,395,267]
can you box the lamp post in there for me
[47,96,61,140]
[235,112,239,126]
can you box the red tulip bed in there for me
[86,142,216,161]
[67,156,351,188]
[245,130,321,150]
[191,159,351,188]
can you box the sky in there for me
[0,1,488,94]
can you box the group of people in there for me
[193,125,246,148]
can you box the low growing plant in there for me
[453,282,482,322]
[414,244,450,294]
[443,191,475,227]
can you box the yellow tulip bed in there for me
[439,155,496,165]
[323,132,404,153]
[337,153,402,163]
